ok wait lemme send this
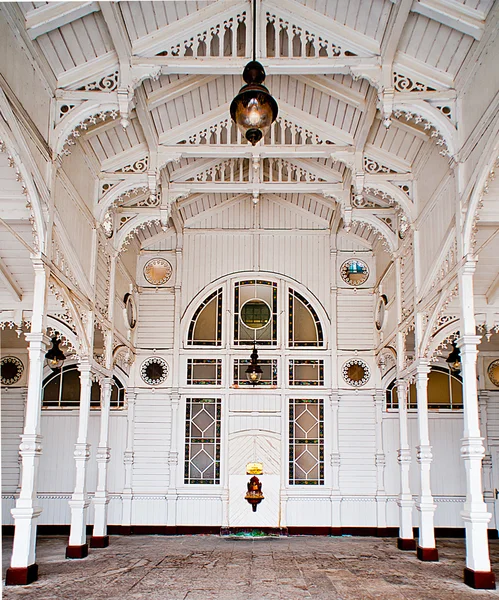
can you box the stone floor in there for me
[3,535,499,599]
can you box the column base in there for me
[66,544,88,559]
[5,564,38,585]
[90,535,109,548]
[464,568,496,589]
[397,537,416,551]
[417,546,439,561]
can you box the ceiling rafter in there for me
[268,0,380,57]
[0,255,23,302]
[25,1,100,40]
[99,2,159,158]
[265,193,331,226]
[147,75,218,111]
[355,87,379,152]
[57,51,119,90]
[277,100,354,146]
[132,0,245,57]
[411,0,486,40]
[131,55,381,75]
[291,75,366,111]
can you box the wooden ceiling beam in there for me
[0,255,23,302]
[411,0,486,40]
[147,75,217,111]
[25,1,100,40]
[291,75,366,110]
[131,55,381,75]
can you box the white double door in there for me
[227,394,283,528]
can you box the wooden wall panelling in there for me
[1,387,25,492]
[136,289,175,349]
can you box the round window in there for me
[124,294,137,329]
[240,299,271,329]
[342,359,370,387]
[375,295,387,331]
[143,258,172,286]
[340,259,369,286]
[487,360,499,387]
[140,357,169,386]
[1,356,24,385]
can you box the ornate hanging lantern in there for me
[446,341,461,374]
[230,0,278,145]
[245,344,263,385]
[45,337,66,371]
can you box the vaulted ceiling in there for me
[6,0,497,252]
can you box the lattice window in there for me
[385,367,463,411]
[289,289,324,347]
[289,399,324,485]
[234,280,277,345]
[184,398,221,484]
[233,359,278,386]
[187,288,223,346]
[187,359,222,385]
[289,360,324,386]
[42,367,125,409]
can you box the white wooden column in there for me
[330,392,341,533]
[374,389,387,532]
[6,259,48,586]
[90,377,112,548]
[66,360,92,558]
[478,391,494,520]
[396,379,416,550]
[458,259,495,589]
[415,362,438,561]
[166,389,180,528]
[121,389,136,531]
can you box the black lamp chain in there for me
[252,0,257,62]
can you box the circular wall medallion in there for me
[124,293,137,329]
[487,360,499,387]
[1,356,24,385]
[375,295,388,331]
[240,299,271,329]
[140,357,169,386]
[143,258,172,286]
[342,359,370,387]
[340,259,369,286]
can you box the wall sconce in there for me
[245,475,264,512]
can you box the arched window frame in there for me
[288,288,325,348]
[42,364,127,410]
[186,287,224,347]
[385,366,463,412]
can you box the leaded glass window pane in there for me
[289,360,324,386]
[233,359,278,386]
[185,398,221,484]
[234,280,277,345]
[187,289,223,346]
[187,359,222,385]
[289,399,324,485]
[289,290,324,347]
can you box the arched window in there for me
[386,366,463,411]
[187,288,223,346]
[288,289,324,347]
[42,366,125,409]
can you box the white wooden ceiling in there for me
[5,0,497,258]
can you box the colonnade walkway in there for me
[3,534,499,599]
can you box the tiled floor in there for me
[3,535,499,599]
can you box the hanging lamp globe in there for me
[446,341,461,373]
[230,60,278,146]
[245,344,263,385]
[45,337,66,371]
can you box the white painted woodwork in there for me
[1,1,499,587]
